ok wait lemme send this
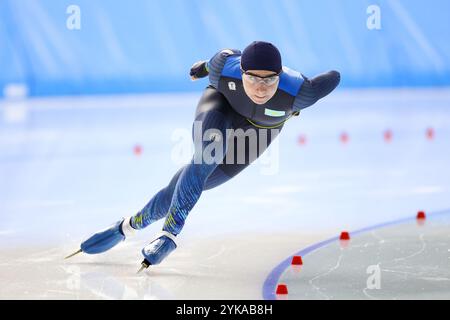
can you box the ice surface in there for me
[1,88,450,299]
[277,213,450,300]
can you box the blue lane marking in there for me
[262,208,450,300]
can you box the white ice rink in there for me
[1,88,450,299]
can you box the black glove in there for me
[190,60,209,80]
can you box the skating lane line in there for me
[262,208,450,300]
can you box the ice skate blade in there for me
[137,260,150,274]
[65,249,82,260]
[137,265,146,274]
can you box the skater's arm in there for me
[190,49,241,87]
[293,70,341,111]
[207,49,241,86]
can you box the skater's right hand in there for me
[190,60,209,80]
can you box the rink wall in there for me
[1,0,449,97]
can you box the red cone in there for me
[426,128,434,140]
[134,145,142,156]
[298,134,307,146]
[417,211,426,220]
[340,132,349,144]
[291,256,303,266]
[276,284,288,295]
[384,129,393,143]
[340,231,350,240]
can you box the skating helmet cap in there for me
[241,41,282,74]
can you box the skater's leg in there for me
[162,109,232,235]
[140,108,232,266]
[203,166,233,190]
[132,87,237,230]
[131,138,240,231]
[130,162,231,230]
[158,108,284,235]
[141,88,235,265]
[130,165,186,230]
[140,119,284,265]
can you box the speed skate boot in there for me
[137,231,177,273]
[65,216,135,259]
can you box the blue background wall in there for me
[1,0,449,97]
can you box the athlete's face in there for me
[242,70,280,105]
